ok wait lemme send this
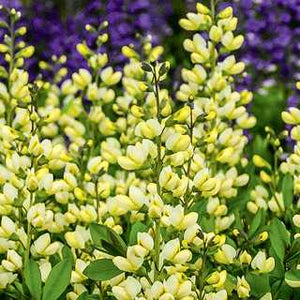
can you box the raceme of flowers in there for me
[0,2,299,300]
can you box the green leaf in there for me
[248,209,264,238]
[269,218,290,261]
[90,223,127,256]
[14,281,26,298]
[77,293,100,300]
[285,269,300,288]
[9,233,19,241]
[0,66,8,78]
[141,62,152,72]
[233,210,243,231]
[42,259,72,300]
[246,273,270,298]
[250,135,268,158]
[269,247,285,280]
[282,174,294,207]
[287,239,300,263]
[62,246,74,265]
[83,259,123,281]
[77,292,89,300]
[24,259,42,300]
[129,222,148,245]
[252,86,286,134]
[271,280,292,299]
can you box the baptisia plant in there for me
[83,2,275,300]
[0,2,300,300]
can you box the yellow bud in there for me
[196,3,210,14]
[207,271,220,285]
[195,257,203,269]
[0,44,9,53]
[260,171,272,183]
[239,250,252,265]
[252,155,270,168]
[122,46,138,58]
[74,187,87,202]
[18,46,35,58]
[149,46,164,61]
[240,90,253,105]
[293,214,300,227]
[218,7,233,19]
[205,111,216,120]
[16,26,27,35]
[131,105,144,118]
[209,25,223,42]
[258,231,268,242]
[233,229,239,237]
[237,276,250,298]
[76,43,91,57]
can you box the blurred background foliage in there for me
[2,0,300,142]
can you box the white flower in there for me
[251,251,275,273]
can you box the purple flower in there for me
[219,0,300,92]
[1,0,172,79]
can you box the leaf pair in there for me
[24,257,72,300]
[83,223,129,282]
[90,223,127,256]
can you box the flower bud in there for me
[209,25,222,42]
[239,250,252,265]
[293,214,300,227]
[260,171,272,183]
[253,155,270,168]
[218,7,233,19]
[196,3,210,14]
[237,276,250,298]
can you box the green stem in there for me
[97,282,104,300]
[95,179,100,223]
[24,192,33,266]
[274,277,284,300]
[211,0,215,21]
[153,66,162,280]
[184,104,194,209]
[7,14,15,126]
[8,15,15,79]
[198,248,207,300]
[154,222,161,280]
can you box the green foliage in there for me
[269,218,290,261]
[24,259,42,300]
[42,259,72,300]
[90,223,127,256]
[83,259,123,281]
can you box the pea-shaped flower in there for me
[214,244,236,264]
[166,133,191,152]
[251,251,275,273]
[135,119,162,139]
[112,276,141,300]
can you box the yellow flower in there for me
[251,251,275,273]
[214,244,236,264]
[236,276,250,298]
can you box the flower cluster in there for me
[0,0,172,79]
[0,2,299,300]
